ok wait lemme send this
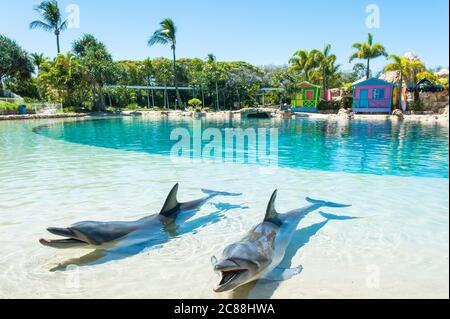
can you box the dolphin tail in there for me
[306,197,351,208]
[201,189,242,197]
[319,211,359,221]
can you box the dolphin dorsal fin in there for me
[159,184,181,217]
[264,190,282,226]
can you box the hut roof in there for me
[298,81,321,89]
[352,77,397,88]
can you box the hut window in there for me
[372,88,386,100]
[306,90,314,100]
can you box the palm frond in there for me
[384,63,401,72]
[388,54,402,65]
[148,18,177,47]
[323,44,331,57]
[29,20,53,31]
[59,19,68,31]
[349,52,360,62]
[34,0,60,28]
[207,54,216,63]
[148,32,169,46]
[371,43,387,55]
[367,33,373,45]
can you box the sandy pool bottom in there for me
[0,120,448,299]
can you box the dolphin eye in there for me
[211,256,218,266]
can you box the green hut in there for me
[291,81,321,112]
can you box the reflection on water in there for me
[35,117,449,178]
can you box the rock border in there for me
[1,109,448,125]
[0,113,87,121]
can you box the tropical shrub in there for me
[188,98,203,112]
[416,72,439,83]
[409,100,424,112]
[318,100,340,111]
[440,77,449,91]
[0,100,20,111]
[340,96,353,110]
[0,35,34,89]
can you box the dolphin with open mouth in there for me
[212,191,351,293]
[40,183,241,249]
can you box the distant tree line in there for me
[0,0,447,112]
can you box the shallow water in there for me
[0,117,448,299]
[36,117,449,178]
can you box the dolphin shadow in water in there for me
[50,202,248,272]
[230,212,359,299]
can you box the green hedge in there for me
[0,100,21,111]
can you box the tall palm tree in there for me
[349,33,388,79]
[289,50,319,82]
[403,57,426,103]
[142,58,155,108]
[206,54,220,110]
[29,0,67,54]
[148,18,182,109]
[311,44,338,99]
[384,54,406,109]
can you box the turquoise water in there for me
[35,117,449,178]
[0,117,448,298]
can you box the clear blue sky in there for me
[1,0,448,72]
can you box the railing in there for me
[0,97,25,104]
[30,103,63,115]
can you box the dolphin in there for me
[212,190,351,293]
[40,183,241,250]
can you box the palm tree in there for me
[142,58,155,108]
[206,54,220,110]
[384,54,407,109]
[311,44,339,99]
[29,0,67,54]
[349,33,388,79]
[148,18,182,109]
[289,50,319,82]
[384,54,426,107]
[31,53,47,74]
[402,57,426,103]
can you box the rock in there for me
[274,109,294,119]
[439,106,449,116]
[193,112,205,118]
[435,69,449,79]
[337,108,354,120]
[0,113,86,121]
[338,108,350,115]
[392,109,404,119]
[404,52,421,62]
[379,70,401,84]
[429,94,438,103]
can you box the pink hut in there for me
[352,78,396,113]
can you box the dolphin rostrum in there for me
[40,183,241,250]
[212,190,351,293]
